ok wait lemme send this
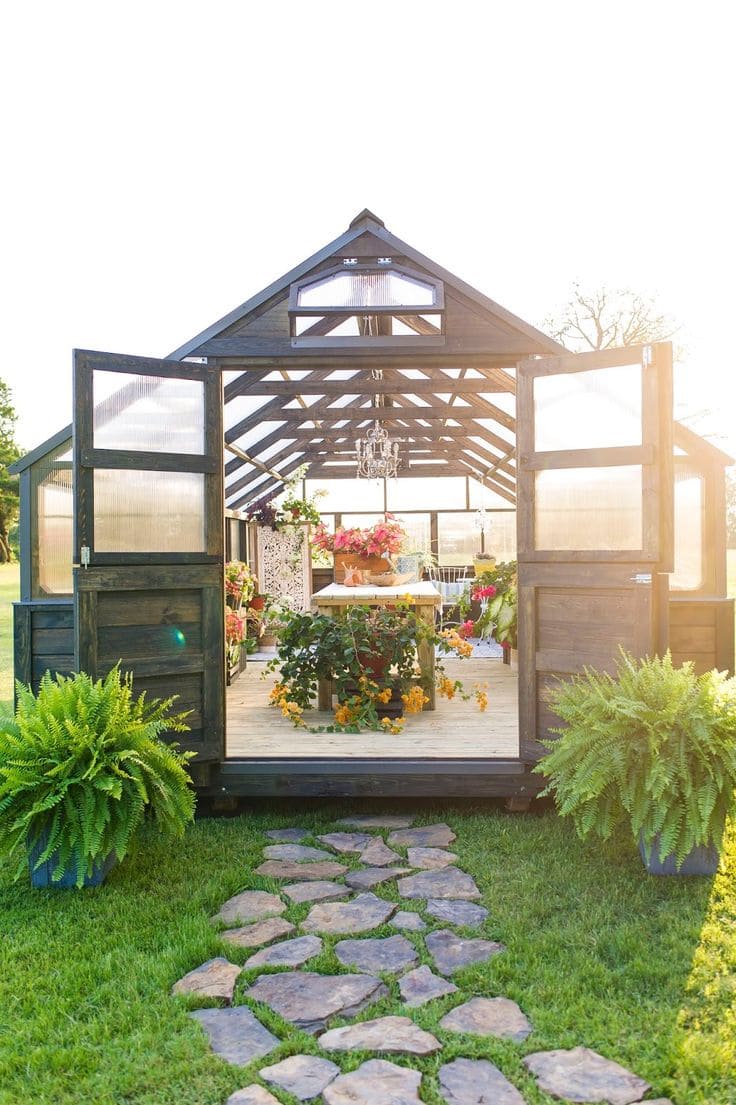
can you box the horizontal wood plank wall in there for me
[669,597,735,675]
[13,601,75,691]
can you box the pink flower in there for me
[472,584,497,601]
[459,619,475,639]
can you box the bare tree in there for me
[544,284,679,352]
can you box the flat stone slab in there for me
[189,1006,279,1066]
[301,892,396,935]
[221,917,296,949]
[171,957,241,1003]
[398,867,481,901]
[399,964,458,1008]
[440,996,532,1041]
[389,822,456,848]
[426,899,489,927]
[360,838,403,866]
[245,971,388,1034]
[335,934,418,975]
[427,929,505,975]
[255,859,347,880]
[245,935,323,969]
[260,1054,340,1100]
[439,1057,526,1105]
[318,1015,442,1056]
[265,827,309,842]
[227,1086,281,1105]
[318,831,373,853]
[390,910,426,932]
[283,880,350,904]
[323,1059,422,1105]
[523,1048,651,1105]
[262,843,335,862]
[337,815,415,829]
[346,866,411,890]
[211,890,286,926]
[407,846,458,869]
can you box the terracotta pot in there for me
[248,595,266,611]
[334,552,390,583]
[356,649,389,680]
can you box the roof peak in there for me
[349,208,385,229]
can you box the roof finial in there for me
[349,208,385,229]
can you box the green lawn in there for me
[0,562,19,711]
[0,807,734,1105]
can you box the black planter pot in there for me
[639,833,719,876]
[28,830,116,889]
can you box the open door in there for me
[73,350,225,763]
[516,343,674,761]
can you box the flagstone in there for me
[399,964,459,1008]
[398,867,481,901]
[318,1015,442,1056]
[426,899,489,927]
[337,815,415,829]
[334,934,418,975]
[189,1006,279,1066]
[211,890,286,926]
[407,847,458,869]
[301,892,396,934]
[220,917,296,950]
[318,831,373,853]
[345,866,411,890]
[265,828,309,843]
[323,1059,422,1105]
[360,838,403,866]
[244,935,323,969]
[440,996,532,1041]
[389,823,456,848]
[426,929,505,975]
[260,1054,340,1100]
[245,971,388,1034]
[282,880,350,904]
[390,910,427,932]
[227,1086,281,1105]
[523,1048,651,1105]
[262,843,335,862]
[439,1057,526,1105]
[171,957,241,1003]
[255,859,347,880]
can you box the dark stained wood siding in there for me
[13,601,75,691]
[669,597,735,675]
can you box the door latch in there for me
[80,545,91,569]
[629,572,652,584]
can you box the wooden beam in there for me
[248,404,512,423]
[241,376,510,397]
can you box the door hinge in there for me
[630,572,652,584]
[80,545,91,569]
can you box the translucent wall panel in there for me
[94,470,205,552]
[671,468,704,590]
[482,512,517,561]
[305,478,384,512]
[298,271,436,308]
[387,476,467,511]
[438,513,479,565]
[468,478,516,510]
[535,466,642,551]
[93,371,205,454]
[393,513,431,554]
[534,364,642,452]
[32,443,73,596]
[341,514,384,530]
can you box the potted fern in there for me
[535,651,736,875]
[0,668,196,888]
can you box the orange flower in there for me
[401,686,429,714]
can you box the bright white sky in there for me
[1,1,734,457]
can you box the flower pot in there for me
[28,830,116,889]
[474,557,496,576]
[248,596,266,611]
[356,650,389,681]
[334,552,390,583]
[639,833,719,876]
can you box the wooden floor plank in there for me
[226,657,519,758]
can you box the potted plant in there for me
[458,560,517,659]
[311,514,407,581]
[244,465,326,531]
[225,560,255,610]
[267,601,488,734]
[0,668,195,888]
[473,551,497,576]
[225,608,247,683]
[535,651,736,875]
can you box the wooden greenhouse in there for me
[10,210,734,797]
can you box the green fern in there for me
[535,650,736,869]
[0,667,196,887]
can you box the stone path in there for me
[176,816,667,1104]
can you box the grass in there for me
[0,805,734,1105]
[0,562,19,712]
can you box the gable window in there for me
[289,262,444,344]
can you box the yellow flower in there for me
[437,675,457,700]
[375,687,393,704]
[269,682,288,705]
[401,686,429,714]
[380,715,405,734]
[334,704,353,725]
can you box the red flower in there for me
[459,619,475,639]
[472,584,497,601]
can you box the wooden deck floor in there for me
[226,657,519,759]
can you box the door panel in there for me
[517,343,673,761]
[73,351,224,763]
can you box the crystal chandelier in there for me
[356,421,401,479]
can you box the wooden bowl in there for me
[364,571,413,587]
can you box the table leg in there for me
[416,604,437,711]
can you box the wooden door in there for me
[516,343,674,761]
[73,350,224,762]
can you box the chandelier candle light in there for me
[356,420,401,480]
